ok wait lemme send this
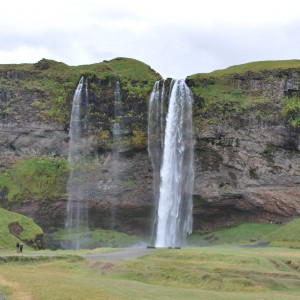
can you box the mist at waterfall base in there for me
[148,79,194,248]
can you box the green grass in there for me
[188,223,281,246]
[266,219,300,247]
[51,227,145,249]
[0,156,68,202]
[0,207,44,250]
[1,247,300,299]
[124,247,300,293]
[104,57,160,81]
[189,60,300,78]
[282,97,300,127]
[188,219,300,249]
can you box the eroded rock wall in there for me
[190,67,300,231]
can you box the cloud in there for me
[0,0,300,78]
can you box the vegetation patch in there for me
[282,96,300,127]
[51,227,144,249]
[188,220,300,249]
[0,254,83,264]
[187,60,300,129]
[1,246,300,299]
[0,57,161,126]
[124,247,300,293]
[266,218,300,248]
[0,156,68,202]
[0,207,44,250]
[188,223,280,246]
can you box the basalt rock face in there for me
[188,63,300,231]
[0,59,300,239]
[192,124,300,231]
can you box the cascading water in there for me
[110,81,123,229]
[153,79,194,248]
[148,80,166,242]
[65,76,88,249]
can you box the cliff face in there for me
[0,58,160,238]
[188,61,300,231]
[0,58,299,240]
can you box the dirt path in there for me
[83,247,155,261]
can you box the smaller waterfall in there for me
[155,79,194,248]
[113,122,120,137]
[110,82,123,229]
[114,81,122,117]
[65,77,88,249]
[83,79,89,130]
[112,82,122,178]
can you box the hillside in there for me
[0,207,45,250]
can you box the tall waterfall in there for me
[65,77,88,249]
[152,79,194,248]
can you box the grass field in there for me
[1,246,300,300]
[2,214,300,299]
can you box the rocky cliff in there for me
[0,58,299,243]
[188,60,300,231]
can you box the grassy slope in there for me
[190,60,300,78]
[1,247,300,299]
[188,223,280,246]
[267,218,300,247]
[188,219,300,248]
[51,227,145,249]
[0,207,43,251]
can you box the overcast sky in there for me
[1,0,300,78]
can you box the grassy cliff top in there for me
[0,57,161,124]
[188,59,300,79]
[0,57,161,82]
[187,60,300,128]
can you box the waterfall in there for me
[111,81,123,229]
[114,81,122,112]
[148,80,166,242]
[65,76,88,249]
[154,79,194,248]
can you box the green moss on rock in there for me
[0,157,68,202]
